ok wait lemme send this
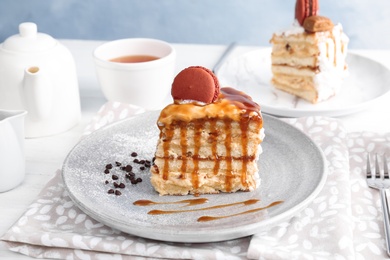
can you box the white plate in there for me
[216,48,390,117]
[62,112,326,243]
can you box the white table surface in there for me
[0,40,390,259]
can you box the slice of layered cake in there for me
[151,66,264,196]
[270,0,349,103]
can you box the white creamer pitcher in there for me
[0,110,27,192]
[0,22,81,138]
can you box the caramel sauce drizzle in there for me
[224,119,233,192]
[210,120,220,174]
[325,30,338,67]
[180,126,187,179]
[134,198,283,223]
[197,201,283,222]
[147,198,260,215]
[159,87,262,192]
[162,128,174,180]
[240,119,249,188]
[220,88,261,113]
[332,33,337,67]
[133,198,208,206]
[192,123,202,189]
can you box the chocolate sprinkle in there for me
[104,151,152,196]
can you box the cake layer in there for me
[272,55,318,68]
[272,70,345,103]
[155,119,263,159]
[272,73,314,90]
[272,65,317,77]
[272,79,318,103]
[151,157,259,195]
[271,37,320,62]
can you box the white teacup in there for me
[93,38,176,110]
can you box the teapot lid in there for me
[2,22,57,52]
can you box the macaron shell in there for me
[171,66,220,103]
[310,0,319,18]
[295,0,319,25]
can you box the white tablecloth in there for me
[2,102,389,259]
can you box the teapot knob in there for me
[2,22,56,52]
[19,22,37,38]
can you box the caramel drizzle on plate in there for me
[197,201,283,222]
[133,198,283,222]
[133,198,208,206]
[146,198,260,215]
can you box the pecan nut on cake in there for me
[270,0,349,103]
[150,66,265,196]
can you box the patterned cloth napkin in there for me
[1,101,390,259]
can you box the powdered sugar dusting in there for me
[62,112,325,242]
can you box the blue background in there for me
[1,0,389,49]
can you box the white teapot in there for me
[0,22,81,138]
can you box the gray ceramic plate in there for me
[217,48,390,117]
[62,112,326,243]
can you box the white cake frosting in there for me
[315,23,349,101]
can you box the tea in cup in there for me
[93,38,176,110]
